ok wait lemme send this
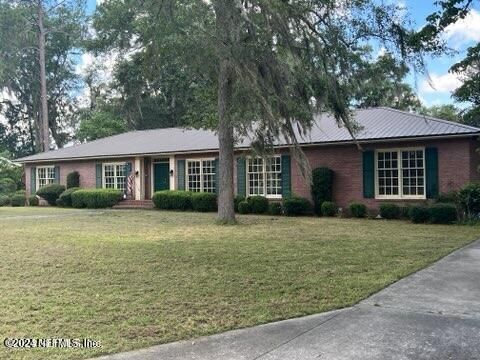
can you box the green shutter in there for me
[30,167,36,194]
[177,160,185,190]
[425,147,439,199]
[236,157,246,196]
[54,166,60,184]
[281,154,291,197]
[214,158,219,194]
[96,163,103,188]
[363,151,375,198]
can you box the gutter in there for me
[15,132,480,164]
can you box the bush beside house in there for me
[152,191,192,210]
[57,187,80,207]
[349,202,367,218]
[36,184,66,205]
[191,193,217,212]
[10,194,26,207]
[72,189,123,208]
[283,196,312,216]
[66,171,80,189]
[311,167,334,215]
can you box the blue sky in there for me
[85,0,480,108]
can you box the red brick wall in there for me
[291,137,480,209]
[25,158,136,197]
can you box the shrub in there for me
[152,190,192,211]
[71,189,122,208]
[458,183,480,220]
[247,196,269,214]
[238,200,251,214]
[28,196,39,206]
[349,202,367,218]
[56,198,65,207]
[57,187,80,207]
[400,206,411,219]
[10,194,25,207]
[0,178,17,195]
[234,195,245,212]
[311,167,334,215]
[66,171,80,189]
[321,201,337,217]
[191,192,217,212]
[409,206,430,224]
[283,196,312,216]
[268,202,283,215]
[0,195,10,206]
[379,203,401,219]
[436,191,458,204]
[428,204,458,224]
[36,184,66,206]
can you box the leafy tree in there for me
[77,108,127,142]
[0,0,86,152]
[451,43,480,126]
[420,104,462,122]
[92,0,424,222]
[353,53,421,111]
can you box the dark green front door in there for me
[154,162,170,192]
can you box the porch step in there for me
[113,200,154,209]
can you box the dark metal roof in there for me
[16,107,480,163]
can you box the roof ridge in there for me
[378,107,480,132]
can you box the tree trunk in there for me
[214,0,237,223]
[37,0,49,152]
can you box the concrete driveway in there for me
[94,240,480,360]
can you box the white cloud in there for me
[444,9,480,47]
[420,72,463,94]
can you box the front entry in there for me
[154,162,170,192]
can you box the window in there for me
[186,159,216,193]
[103,163,127,191]
[247,156,282,198]
[37,166,56,189]
[376,149,425,199]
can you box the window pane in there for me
[377,151,399,196]
[247,158,264,196]
[401,150,425,197]
[202,160,216,193]
[266,157,282,195]
[187,161,201,192]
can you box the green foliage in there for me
[268,202,283,216]
[420,105,461,122]
[247,196,269,214]
[0,177,16,195]
[10,194,25,207]
[152,191,192,211]
[234,195,245,212]
[379,203,401,219]
[311,167,334,215]
[349,203,367,218]
[458,183,480,220]
[237,201,251,214]
[71,189,123,209]
[28,196,39,206]
[409,206,430,224]
[58,187,80,208]
[283,197,312,216]
[354,54,421,111]
[0,195,10,206]
[428,204,458,224]
[321,201,337,217]
[191,193,217,212]
[66,171,80,189]
[36,184,66,206]
[77,110,127,142]
[0,154,24,189]
[400,206,411,219]
[436,191,459,204]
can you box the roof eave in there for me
[15,132,480,164]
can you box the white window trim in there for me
[374,147,426,200]
[36,165,55,190]
[185,158,216,193]
[102,162,127,190]
[246,155,283,199]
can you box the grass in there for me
[0,207,478,360]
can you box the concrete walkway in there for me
[95,240,480,360]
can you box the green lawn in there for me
[0,207,478,360]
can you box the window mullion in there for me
[398,150,403,198]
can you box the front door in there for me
[154,162,170,192]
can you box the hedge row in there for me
[152,191,217,212]
[71,189,123,208]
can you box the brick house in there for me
[16,108,480,209]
